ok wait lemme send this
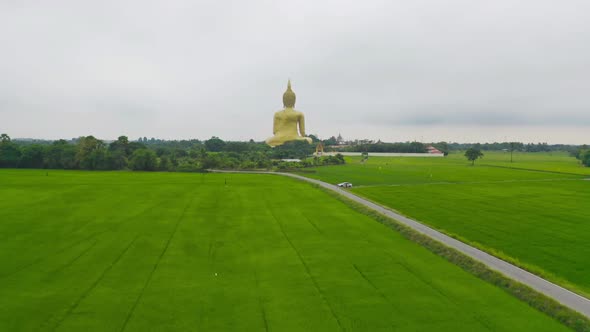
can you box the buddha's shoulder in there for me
[274,109,302,116]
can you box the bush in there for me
[175,157,201,172]
[239,161,257,170]
[313,154,345,166]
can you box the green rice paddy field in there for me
[306,151,590,295]
[0,170,569,331]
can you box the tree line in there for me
[338,141,428,153]
[429,141,582,154]
[316,139,583,156]
[0,134,343,171]
[572,147,590,167]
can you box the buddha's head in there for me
[283,80,296,108]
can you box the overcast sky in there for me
[1,0,589,143]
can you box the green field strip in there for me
[119,194,196,332]
[0,170,574,331]
[353,179,590,297]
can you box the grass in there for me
[0,169,572,331]
[319,187,590,332]
[303,152,590,296]
[305,152,584,186]
[474,151,590,176]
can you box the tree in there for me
[361,151,369,162]
[18,144,45,168]
[341,141,427,153]
[465,148,484,166]
[582,150,590,167]
[308,134,320,143]
[323,136,338,146]
[128,141,146,154]
[44,140,76,169]
[271,140,314,159]
[108,136,131,169]
[508,142,522,163]
[204,136,226,152]
[158,156,171,171]
[173,148,188,158]
[106,149,127,170]
[223,141,249,153]
[109,136,129,152]
[129,149,157,171]
[0,137,21,168]
[76,136,107,170]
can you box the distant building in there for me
[426,145,444,154]
[315,142,324,156]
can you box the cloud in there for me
[364,106,590,126]
[0,0,589,143]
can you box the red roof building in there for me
[426,145,443,154]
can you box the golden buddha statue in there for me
[265,80,313,147]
